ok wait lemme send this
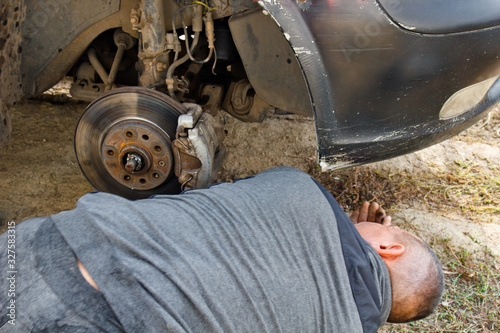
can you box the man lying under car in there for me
[0,167,443,332]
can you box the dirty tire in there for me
[0,0,25,146]
[0,101,12,146]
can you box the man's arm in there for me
[77,259,99,290]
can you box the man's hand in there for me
[350,202,391,226]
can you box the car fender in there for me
[258,0,500,169]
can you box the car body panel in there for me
[21,0,121,95]
[377,0,500,34]
[228,9,313,117]
[258,0,500,169]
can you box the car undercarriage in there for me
[1,0,500,198]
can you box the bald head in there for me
[355,222,444,323]
[386,233,444,323]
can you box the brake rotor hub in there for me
[101,120,173,190]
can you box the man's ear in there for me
[369,242,405,260]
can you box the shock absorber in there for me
[137,0,167,87]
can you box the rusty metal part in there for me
[130,8,141,30]
[101,120,174,190]
[222,80,272,122]
[166,32,201,98]
[137,0,167,87]
[75,86,187,199]
[70,80,106,102]
[172,104,226,190]
[231,79,253,115]
[105,29,136,91]
[139,0,165,55]
[70,62,106,102]
[85,29,136,95]
[88,48,111,87]
[200,84,225,116]
[125,153,143,172]
[174,76,190,94]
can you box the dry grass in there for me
[306,158,500,224]
[309,161,500,332]
[306,165,399,212]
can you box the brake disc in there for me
[75,87,187,199]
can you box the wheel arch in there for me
[20,0,138,97]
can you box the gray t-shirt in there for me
[52,167,390,332]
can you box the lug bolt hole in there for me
[125,131,134,138]
[107,150,115,156]
[153,173,159,178]
[154,145,161,152]
[139,178,146,184]
[142,134,149,141]
[124,175,131,181]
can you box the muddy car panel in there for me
[258,0,500,169]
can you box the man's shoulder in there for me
[181,167,317,200]
[242,166,315,188]
[257,166,308,176]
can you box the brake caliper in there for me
[172,103,226,190]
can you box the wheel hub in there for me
[101,120,173,190]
